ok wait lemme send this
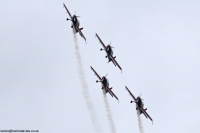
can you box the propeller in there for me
[109,41,115,48]
[139,93,144,100]
[74,11,81,17]
[105,73,108,77]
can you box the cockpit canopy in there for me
[137,97,144,107]
[106,45,114,55]
[72,16,80,25]
[102,77,109,86]
[106,45,110,51]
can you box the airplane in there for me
[63,3,86,41]
[95,33,122,71]
[125,86,153,123]
[90,66,118,101]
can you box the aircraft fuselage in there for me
[106,45,113,62]
[71,15,80,33]
[101,77,109,93]
[136,97,144,114]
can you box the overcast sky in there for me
[0,1,200,133]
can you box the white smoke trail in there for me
[72,29,101,133]
[137,110,144,133]
[102,90,116,133]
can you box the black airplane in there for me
[125,86,153,123]
[91,66,118,101]
[63,3,86,41]
[95,33,122,71]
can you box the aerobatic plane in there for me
[95,33,122,71]
[63,3,86,41]
[125,86,153,123]
[90,66,118,101]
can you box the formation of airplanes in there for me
[63,3,153,123]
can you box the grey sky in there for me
[0,1,200,133]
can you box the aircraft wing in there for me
[140,107,153,122]
[106,86,118,101]
[90,66,102,81]
[110,54,122,71]
[75,25,86,41]
[125,86,137,101]
[95,33,106,49]
[63,3,72,18]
